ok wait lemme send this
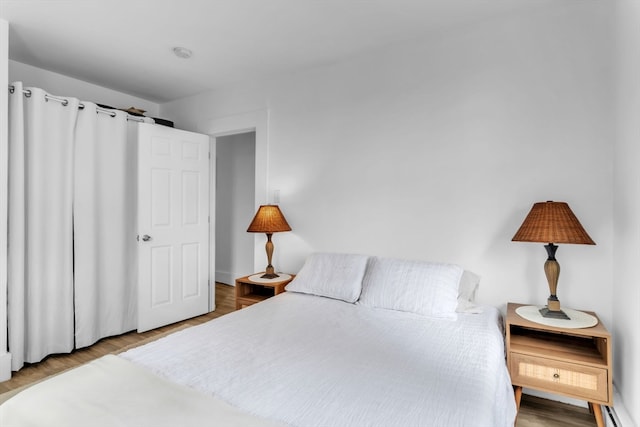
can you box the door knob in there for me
[142,235,152,242]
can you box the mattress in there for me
[120,292,517,427]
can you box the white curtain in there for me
[8,83,79,371]
[73,103,138,348]
[7,83,151,369]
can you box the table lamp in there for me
[512,201,595,319]
[247,205,292,279]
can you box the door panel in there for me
[138,123,210,332]
[150,245,172,305]
[182,243,200,298]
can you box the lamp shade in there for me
[247,205,292,233]
[512,201,595,245]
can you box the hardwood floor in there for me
[517,394,598,427]
[0,283,600,426]
[0,282,236,394]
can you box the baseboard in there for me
[606,405,621,427]
[0,352,11,382]
[610,385,637,427]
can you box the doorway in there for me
[215,132,256,285]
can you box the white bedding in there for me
[0,354,286,427]
[119,292,517,427]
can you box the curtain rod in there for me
[8,85,149,123]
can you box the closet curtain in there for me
[8,82,79,371]
[7,83,150,370]
[73,103,138,348]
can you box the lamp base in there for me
[260,264,280,279]
[539,307,570,320]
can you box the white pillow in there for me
[285,253,369,303]
[358,257,463,319]
[456,270,482,313]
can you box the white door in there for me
[137,123,210,332]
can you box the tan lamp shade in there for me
[247,205,292,233]
[512,201,594,320]
[512,201,595,245]
[247,205,291,279]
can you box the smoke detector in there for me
[173,47,193,59]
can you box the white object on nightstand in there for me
[515,305,598,329]
[248,273,291,283]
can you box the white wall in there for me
[160,4,638,416]
[613,1,640,425]
[215,132,256,284]
[9,60,159,117]
[162,1,613,318]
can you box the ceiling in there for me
[1,0,552,103]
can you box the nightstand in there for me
[235,273,295,310]
[506,302,612,427]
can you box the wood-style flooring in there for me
[0,283,598,426]
[0,282,236,395]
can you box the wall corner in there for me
[1,18,12,383]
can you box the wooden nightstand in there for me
[235,273,295,310]
[506,302,612,427]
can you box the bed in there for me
[0,253,517,427]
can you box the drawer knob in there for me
[553,373,560,379]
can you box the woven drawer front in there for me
[510,353,608,402]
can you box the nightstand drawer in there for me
[510,353,608,402]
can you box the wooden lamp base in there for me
[260,233,280,279]
[539,303,570,319]
[539,244,570,320]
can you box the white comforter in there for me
[120,292,516,427]
[0,354,286,427]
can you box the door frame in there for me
[199,109,269,308]
[214,132,256,286]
